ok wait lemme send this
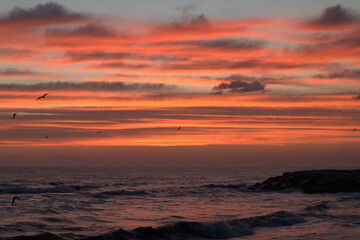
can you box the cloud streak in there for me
[315,69,360,79]
[0,68,37,77]
[212,80,265,94]
[0,81,176,92]
[0,105,358,147]
[0,2,84,28]
[171,39,265,50]
[0,2,359,148]
[45,24,115,38]
[158,14,210,32]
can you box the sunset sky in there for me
[0,1,359,167]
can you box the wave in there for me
[49,181,102,190]
[48,182,64,186]
[69,185,101,191]
[94,189,148,197]
[0,232,62,240]
[304,201,331,212]
[0,184,104,194]
[336,195,360,202]
[1,211,305,240]
[0,222,48,235]
[0,186,76,194]
[39,217,74,224]
[203,183,247,190]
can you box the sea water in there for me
[0,167,359,239]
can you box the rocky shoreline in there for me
[248,169,360,193]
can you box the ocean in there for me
[0,167,359,239]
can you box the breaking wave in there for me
[1,211,305,240]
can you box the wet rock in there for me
[248,169,360,193]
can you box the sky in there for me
[0,1,359,167]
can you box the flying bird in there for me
[12,196,19,205]
[177,126,181,131]
[96,131,102,134]
[36,93,49,101]
[45,136,48,139]
[12,113,16,119]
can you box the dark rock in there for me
[248,169,360,193]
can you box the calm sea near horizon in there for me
[0,167,359,239]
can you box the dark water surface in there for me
[0,167,359,239]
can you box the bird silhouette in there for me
[96,131,102,134]
[45,136,48,139]
[12,196,19,205]
[36,93,48,101]
[12,113,16,119]
[177,126,181,131]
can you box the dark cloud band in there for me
[0,81,176,92]
[0,68,36,76]
[0,2,84,25]
[212,80,265,94]
[310,4,357,25]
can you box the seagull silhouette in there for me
[12,113,16,119]
[36,93,48,101]
[12,196,19,205]
[177,126,181,131]
[96,131,102,134]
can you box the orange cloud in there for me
[1,3,360,149]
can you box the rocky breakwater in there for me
[248,169,360,193]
